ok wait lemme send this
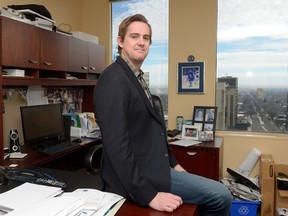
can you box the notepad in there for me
[0,182,63,213]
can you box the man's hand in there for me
[148,192,183,212]
[174,164,187,172]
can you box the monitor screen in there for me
[20,103,64,146]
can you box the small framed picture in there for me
[177,62,204,94]
[198,131,214,142]
[192,106,217,140]
[181,124,201,140]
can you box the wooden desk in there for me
[1,139,200,216]
[116,201,199,216]
[3,138,101,170]
[0,168,199,216]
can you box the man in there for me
[94,14,232,215]
[195,109,204,121]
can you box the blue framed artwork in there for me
[177,62,204,93]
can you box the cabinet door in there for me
[0,16,40,68]
[40,29,68,71]
[88,43,105,73]
[170,145,219,180]
[68,37,89,73]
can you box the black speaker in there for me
[63,115,72,139]
[9,129,21,153]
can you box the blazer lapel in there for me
[116,58,164,126]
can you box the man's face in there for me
[118,21,150,69]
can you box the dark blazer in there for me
[94,57,178,206]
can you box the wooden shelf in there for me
[0,16,105,166]
[2,76,97,87]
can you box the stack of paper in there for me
[62,188,124,216]
[0,183,124,216]
[0,182,63,213]
[6,197,83,216]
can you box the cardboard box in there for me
[275,164,288,212]
[260,154,275,216]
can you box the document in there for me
[62,188,124,216]
[85,130,101,139]
[5,197,83,216]
[0,182,63,213]
[170,139,202,147]
[0,184,124,216]
[26,85,48,105]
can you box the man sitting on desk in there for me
[94,14,232,215]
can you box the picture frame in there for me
[181,124,201,140]
[192,106,217,140]
[198,131,214,142]
[177,62,204,94]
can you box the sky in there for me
[111,0,288,89]
[217,0,288,88]
[111,0,168,88]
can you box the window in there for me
[111,0,169,118]
[216,0,288,133]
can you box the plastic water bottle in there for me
[176,116,183,131]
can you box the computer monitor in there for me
[20,103,64,146]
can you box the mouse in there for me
[72,138,82,143]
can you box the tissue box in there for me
[230,200,260,216]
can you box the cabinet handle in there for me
[90,66,96,70]
[28,59,38,64]
[186,152,197,156]
[81,66,88,70]
[43,61,52,66]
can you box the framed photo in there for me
[198,131,214,142]
[178,62,204,94]
[181,124,201,140]
[192,106,217,140]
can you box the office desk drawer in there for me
[169,138,223,180]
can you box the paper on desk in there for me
[62,188,124,216]
[9,152,27,159]
[5,196,83,216]
[0,182,63,213]
[170,139,202,147]
[85,130,101,139]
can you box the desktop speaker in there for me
[9,129,21,153]
[63,115,72,139]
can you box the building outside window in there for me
[111,0,169,119]
[216,0,288,133]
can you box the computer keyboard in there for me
[38,142,80,156]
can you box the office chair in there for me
[84,144,102,174]
[152,95,169,139]
[85,95,166,174]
